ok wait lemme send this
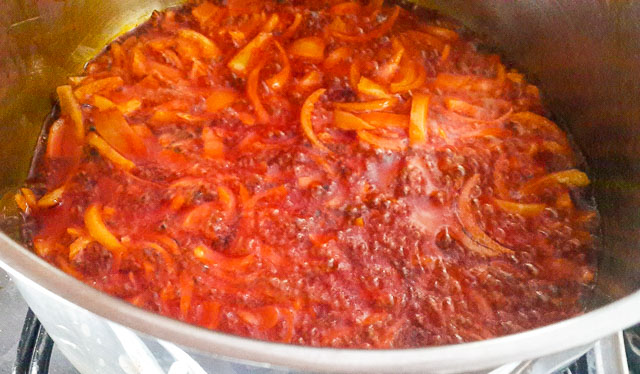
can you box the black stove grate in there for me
[13,309,54,374]
[12,308,638,374]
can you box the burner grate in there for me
[13,309,54,374]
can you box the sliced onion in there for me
[357,130,407,151]
[390,60,426,93]
[300,89,330,152]
[509,111,565,140]
[266,41,291,91]
[227,32,272,76]
[261,13,280,33]
[494,198,546,217]
[324,46,352,69]
[46,118,82,159]
[440,43,451,63]
[179,274,194,318]
[376,38,404,83]
[246,62,270,124]
[37,186,65,208]
[56,85,84,140]
[298,70,323,90]
[332,6,400,42]
[349,60,361,90]
[19,188,36,208]
[400,30,445,51]
[205,89,238,113]
[520,169,590,195]
[334,110,375,130]
[334,98,398,112]
[86,132,136,171]
[118,99,142,116]
[92,95,115,111]
[434,73,501,95]
[445,98,483,118]
[289,36,325,61]
[68,235,92,261]
[202,127,224,159]
[84,204,125,254]
[458,174,514,256]
[192,2,220,26]
[281,13,303,40]
[409,93,430,145]
[358,112,409,128]
[177,29,221,59]
[131,44,147,77]
[93,108,146,157]
[330,2,362,15]
[422,25,459,42]
[73,76,124,101]
[357,76,392,99]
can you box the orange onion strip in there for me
[84,204,125,255]
[86,132,136,171]
[324,46,352,69]
[510,111,565,140]
[330,2,362,15]
[334,110,375,130]
[177,29,221,59]
[247,62,270,124]
[494,199,546,217]
[281,13,303,40]
[409,93,430,145]
[227,32,272,76]
[357,77,392,99]
[301,89,330,152]
[358,112,409,128]
[202,127,224,159]
[193,245,255,270]
[37,186,65,208]
[376,38,405,83]
[349,60,361,90]
[440,44,451,63]
[332,6,400,43]
[390,60,426,93]
[423,25,459,42]
[266,41,291,91]
[93,108,146,157]
[458,174,514,256]
[73,76,124,101]
[289,36,325,60]
[262,13,280,33]
[520,169,590,195]
[334,98,398,113]
[445,98,483,118]
[56,85,84,140]
[357,130,407,152]
[205,89,238,113]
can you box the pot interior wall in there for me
[1,0,639,306]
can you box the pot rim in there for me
[1,232,639,373]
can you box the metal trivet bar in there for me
[13,309,54,374]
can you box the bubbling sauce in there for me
[16,0,598,348]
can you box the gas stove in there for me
[1,270,637,374]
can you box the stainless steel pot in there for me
[1,1,640,373]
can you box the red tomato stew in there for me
[16,0,598,348]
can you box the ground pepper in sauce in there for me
[15,0,598,348]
